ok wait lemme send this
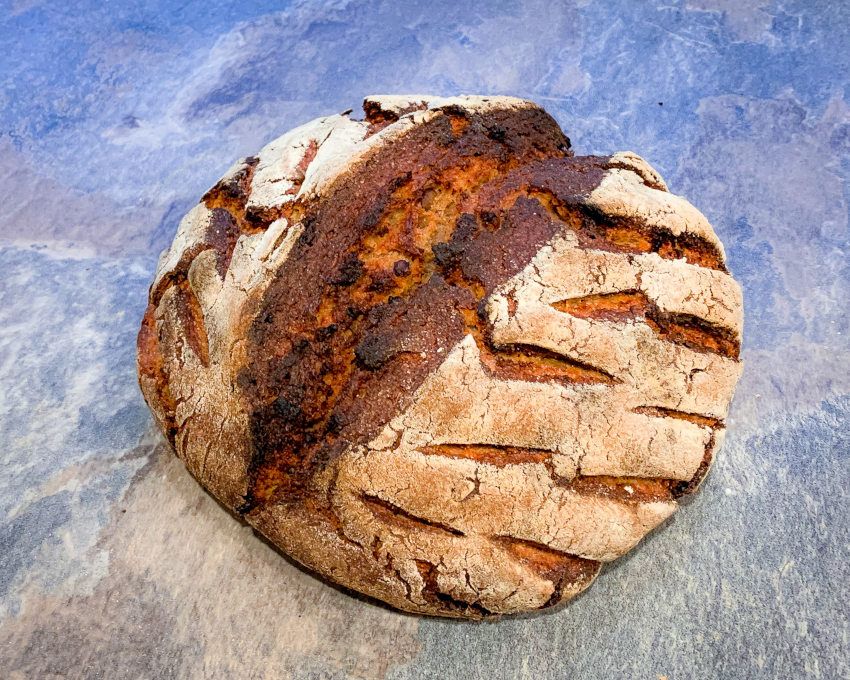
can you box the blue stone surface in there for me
[1,1,847,677]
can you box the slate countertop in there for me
[1,1,847,678]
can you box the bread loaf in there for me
[137,95,743,618]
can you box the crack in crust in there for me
[361,494,465,537]
[552,291,740,359]
[137,94,744,619]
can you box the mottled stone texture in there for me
[1,0,847,677]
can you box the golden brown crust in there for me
[137,94,743,618]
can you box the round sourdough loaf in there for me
[137,95,743,618]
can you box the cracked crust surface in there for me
[137,94,743,619]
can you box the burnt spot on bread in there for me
[354,333,397,370]
[363,98,428,136]
[331,253,365,287]
[363,102,399,130]
[444,197,562,292]
[392,259,411,277]
[203,208,241,279]
[431,213,478,269]
[475,156,727,271]
[203,156,264,232]
[238,104,573,509]
[485,124,507,142]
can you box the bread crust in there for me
[137,95,743,618]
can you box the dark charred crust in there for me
[454,196,561,292]
[203,155,266,237]
[479,210,498,226]
[431,213,479,268]
[392,259,411,276]
[437,103,469,118]
[475,156,726,271]
[485,125,507,142]
[332,253,365,287]
[314,324,338,341]
[239,104,571,508]
[204,208,241,278]
[363,100,399,124]
[362,98,431,137]
[365,268,395,293]
[354,334,397,370]
[297,214,318,247]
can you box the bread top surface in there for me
[137,94,743,618]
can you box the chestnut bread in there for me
[137,95,743,618]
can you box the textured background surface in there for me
[1,1,847,678]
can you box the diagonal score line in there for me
[550,290,740,359]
